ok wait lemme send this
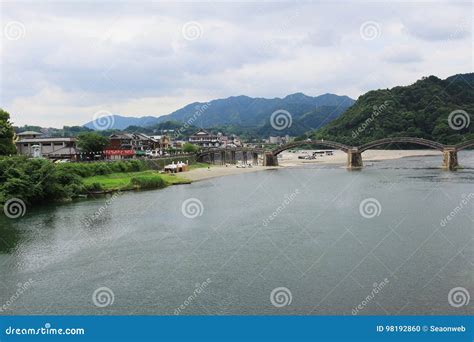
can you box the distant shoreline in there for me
[181,149,443,182]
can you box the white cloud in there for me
[382,46,423,64]
[0,1,471,127]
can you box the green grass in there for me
[82,170,190,191]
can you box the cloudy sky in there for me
[1,1,472,127]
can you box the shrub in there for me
[0,156,84,204]
[130,175,166,190]
[84,182,104,192]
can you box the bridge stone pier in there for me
[443,148,458,171]
[220,151,226,165]
[197,148,264,166]
[347,149,363,169]
[253,152,259,165]
[263,152,279,166]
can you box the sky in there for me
[0,1,472,128]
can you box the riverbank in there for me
[181,149,442,181]
[82,170,191,192]
[182,164,275,182]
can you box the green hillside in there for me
[313,73,474,146]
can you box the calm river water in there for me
[1,152,473,315]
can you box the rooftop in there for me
[16,137,76,143]
[17,131,43,136]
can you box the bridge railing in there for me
[358,137,446,152]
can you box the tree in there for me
[76,132,109,153]
[0,109,17,155]
[182,143,199,153]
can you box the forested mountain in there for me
[156,93,354,128]
[312,73,474,145]
[83,93,354,135]
[15,125,93,137]
[83,115,160,130]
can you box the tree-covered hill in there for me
[313,73,474,146]
[83,93,355,134]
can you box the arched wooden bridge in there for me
[266,137,474,170]
[197,137,474,170]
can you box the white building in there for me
[189,129,221,147]
[15,131,78,159]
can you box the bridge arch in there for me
[272,140,351,155]
[357,137,446,153]
[455,139,474,151]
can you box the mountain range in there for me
[83,93,355,135]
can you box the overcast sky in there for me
[1,1,472,127]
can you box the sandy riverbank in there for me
[183,164,274,182]
[182,150,441,182]
[278,149,440,167]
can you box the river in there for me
[1,152,473,315]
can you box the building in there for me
[224,134,242,148]
[268,135,291,145]
[108,133,159,151]
[189,129,221,147]
[15,131,78,160]
[16,131,44,140]
[106,133,170,159]
[108,133,134,150]
[150,135,170,150]
[172,140,186,149]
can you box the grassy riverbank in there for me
[0,157,206,207]
[82,170,191,192]
[81,163,209,192]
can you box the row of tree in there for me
[0,109,16,155]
